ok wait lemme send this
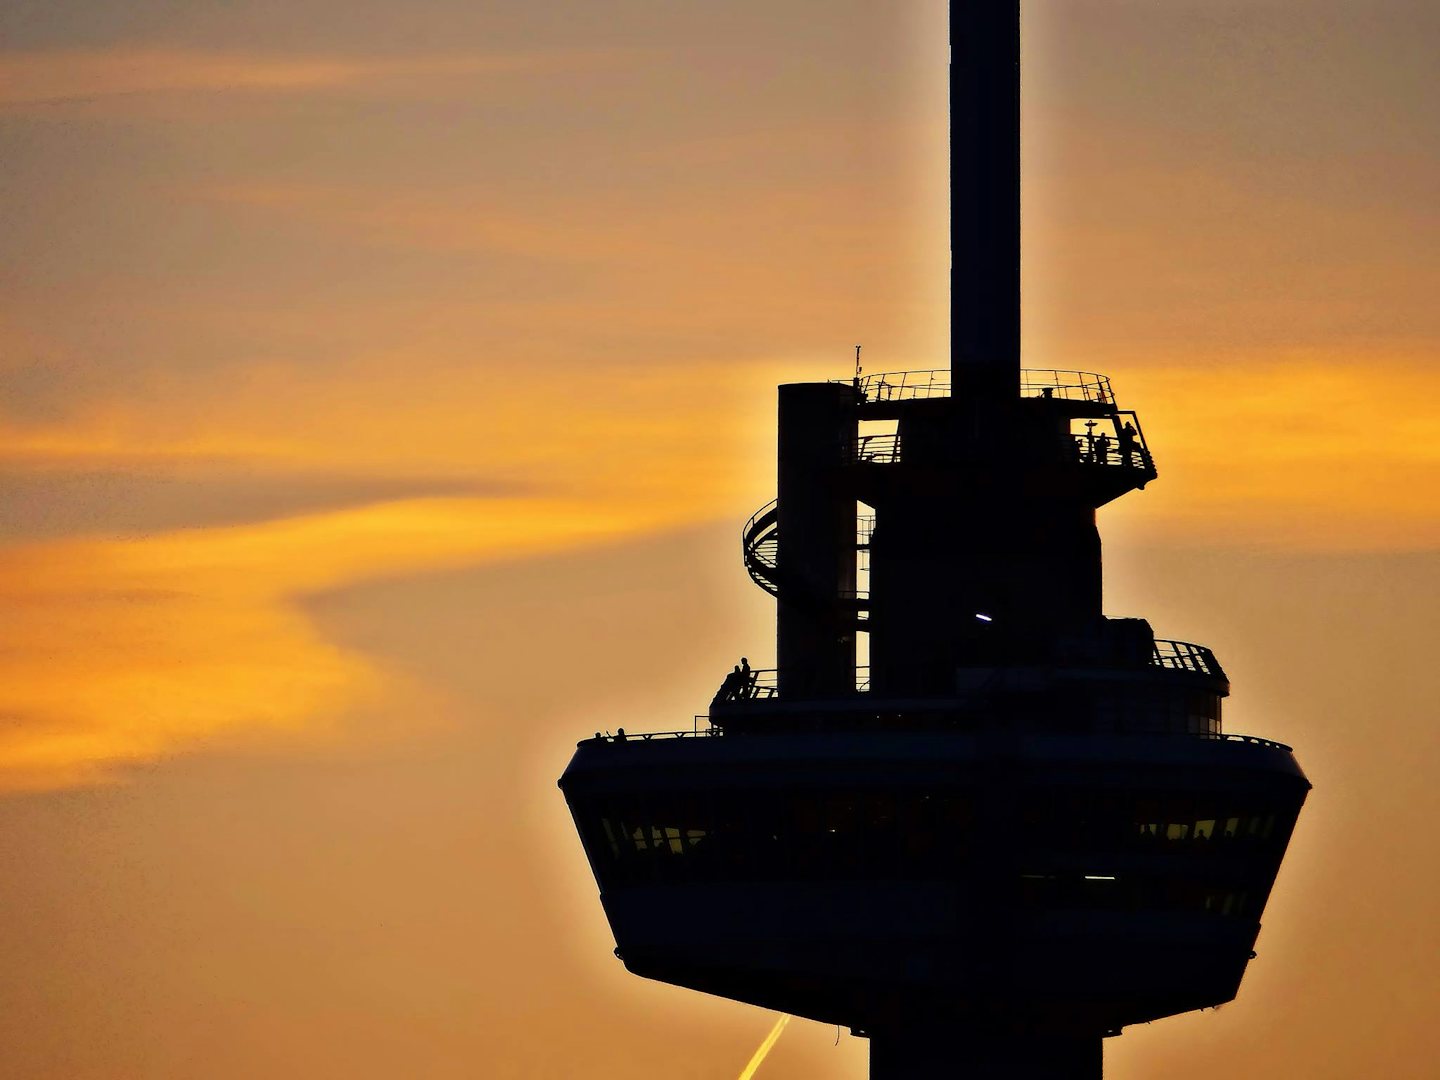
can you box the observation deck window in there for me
[1137,812,1279,847]
[1016,873,1259,919]
[578,789,1294,906]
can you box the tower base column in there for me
[869,1026,1102,1079]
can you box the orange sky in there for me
[0,2,1436,1077]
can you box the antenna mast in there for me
[951,1,1021,403]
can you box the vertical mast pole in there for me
[951,1,1021,403]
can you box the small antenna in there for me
[854,344,863,379]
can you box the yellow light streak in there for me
[737,1013,791,1080]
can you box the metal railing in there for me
[849,369,951,401]
[839,368,1116,407]
[1072,431,1153,471]
[1195,732,1293,752]
[1019,369,1114,405]
[853,430,1151,471]
[711,667,873,705]
[714,645,1220,708]
[857,514,876,546]
[741,500,780,596]
[744,503,874,558]
[1152,639,1224,678]
[856,433,902,463]
[583,726,720,746]
[712,668,780,705]
[584,727,1291,753]
[740,500,874,610]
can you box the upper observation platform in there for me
[716,637,1228,702]
[837,367,1157,487]
[706,633,1232,738]
[844,368,1114,406]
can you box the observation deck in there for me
[743,369,1155,641]
[560,350,1308,1060]
[561,724,1308,1039]
[847,368,1153,474]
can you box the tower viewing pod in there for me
[559,3,1308,1076]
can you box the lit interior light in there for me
[1084,875,1118,881]
[974,613,993,622]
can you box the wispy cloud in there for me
[199,173,904,268]
[0,351,788,792]
[0,461,517,540]
[0,493,679,792]
[0,46,624,107]
[0,355,782,508]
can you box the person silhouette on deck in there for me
[1120,421,1138,466]
[712,666,742,706]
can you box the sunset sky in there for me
[0,1,1436,1077]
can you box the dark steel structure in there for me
[559,3,1308,1076]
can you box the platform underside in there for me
[561,730,1308,1036]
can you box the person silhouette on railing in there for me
[1119,421,1138,466]
[710,659,758,704]
[740,657,759,699]
[1094,432,1111,465]
[712,666,741,706]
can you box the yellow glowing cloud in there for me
[1109,353,1440,549]
[0,495,679,792]
[0,357,789,515]
[0,352,819,791]
[0,343,1431,792]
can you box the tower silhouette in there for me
[559,4,1309,1076]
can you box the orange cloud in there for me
[0,354,802,790]
[0,341,1430,793]
[1106,353,1440,550]
[0,356,790,515]
[0,495,676,792]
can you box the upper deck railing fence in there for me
[840,368,1116,406]
[1152,639,1224,678]
[584,728,1293,754]
[715,640,1221,708]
